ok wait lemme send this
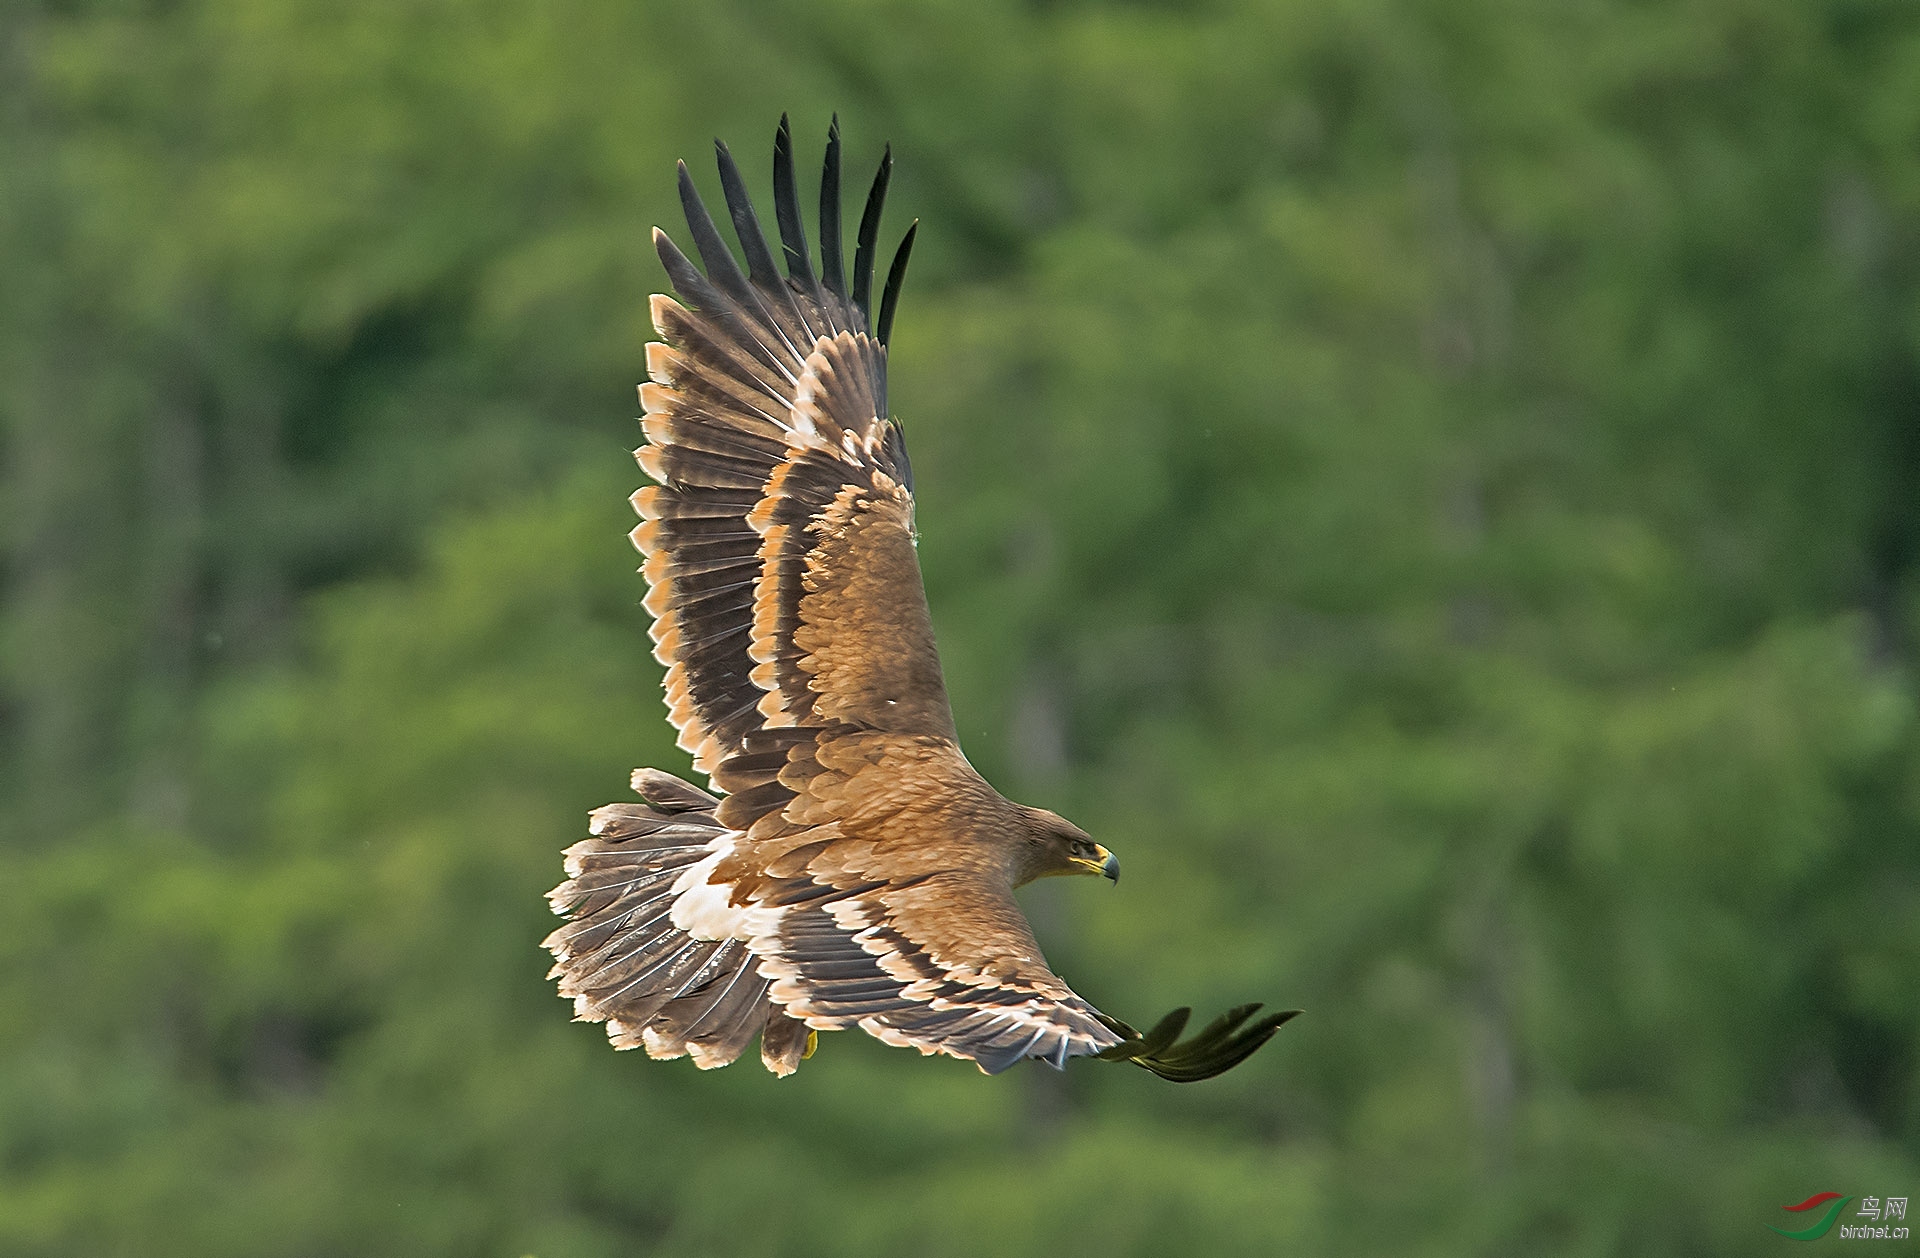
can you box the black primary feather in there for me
[660,183,792,385]
[852,145,892,328]
[676,161,756,312]
[715,139,816,348]
[820,116,846,301]
[772,115,818,297]
[714,139,783,289]
[877,219,916,347]
[1095,1003,1301,1082]
[651,231,734,329]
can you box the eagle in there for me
[542,117,1297,1080]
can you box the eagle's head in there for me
[1013,805,1120,886]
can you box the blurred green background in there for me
[3,0,1918,1253]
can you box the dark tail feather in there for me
[760,1008,813,1076]
[543,769,775,1071]
[649,956,775,1068]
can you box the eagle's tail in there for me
[542,769,811,1075]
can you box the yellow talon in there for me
[802,1029,818,1059]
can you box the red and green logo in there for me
[1767,1193,1852,1240]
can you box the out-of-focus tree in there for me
[2,1,1916,1254]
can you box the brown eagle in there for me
[543,118,1296,1079]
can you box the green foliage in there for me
[4,0,1919,1253]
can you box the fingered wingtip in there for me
[1093,1001,1300,1082]
[772,110,817,291]
[852,140,894,325]
[876,218,917,346]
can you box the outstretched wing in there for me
[631,117,1123,1072]
[638,114,940,792]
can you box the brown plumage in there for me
[543,117,1297,1078]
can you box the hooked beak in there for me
[1072,844,1119,884]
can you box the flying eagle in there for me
[543,118,1296,1079]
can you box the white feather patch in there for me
[668,836,786,942]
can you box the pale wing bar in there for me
[757,891,1124,1073]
